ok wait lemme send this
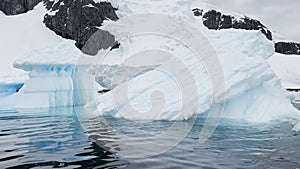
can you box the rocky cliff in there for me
[0,0,119,55]
[275,42,300,55]
[0,0,41,15]
[192,8,300,55]
[193,9,272,40]
[0,1,299,56]
[43,0,119,55]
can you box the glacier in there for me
[0,0,299,131]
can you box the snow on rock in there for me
[194,8,273,40]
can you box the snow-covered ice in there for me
[0,0,299,131]
[91,29,299,124]
[0,42,99,109]
[83,0,299,124]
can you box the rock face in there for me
[194,9,272,40]
[43,0,119,54]
[0,0,41,15]
[2,1,300,57]
[275,42,300,55]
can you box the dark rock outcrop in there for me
[43,0,54,10]
[287,88,300,92]
[0,0,41,15]
[194,9,272,40]
[192,8,203,17]
[80,28,117,56]
[275,42,300,55]
[43,0,119,54]
[98,89,110,94]
[194,9,300,55]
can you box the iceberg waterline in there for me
[0,0,299,131]
[0,64,97,109]
[90,0,299,126]
[91,30,299,125]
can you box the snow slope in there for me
[268,53,300,89]
[0,3,63,81]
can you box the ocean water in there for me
[0,107,300,169]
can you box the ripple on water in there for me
[0,108,299,168]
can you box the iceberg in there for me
[91,29,299,124]
[94,64,158,90]
[0,0,299,130]
[0,42,98,109]
[86,0,299,124]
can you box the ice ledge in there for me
[0,64,97,110]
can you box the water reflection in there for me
[0,108,124,168]
[0,108,299,168]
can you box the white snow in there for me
[83,4,96,8]
[0,72,28,84]
[268,53,300,89]
[0,3,64,81]
[13,42,81,71]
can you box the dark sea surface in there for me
[0,107,299,169]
